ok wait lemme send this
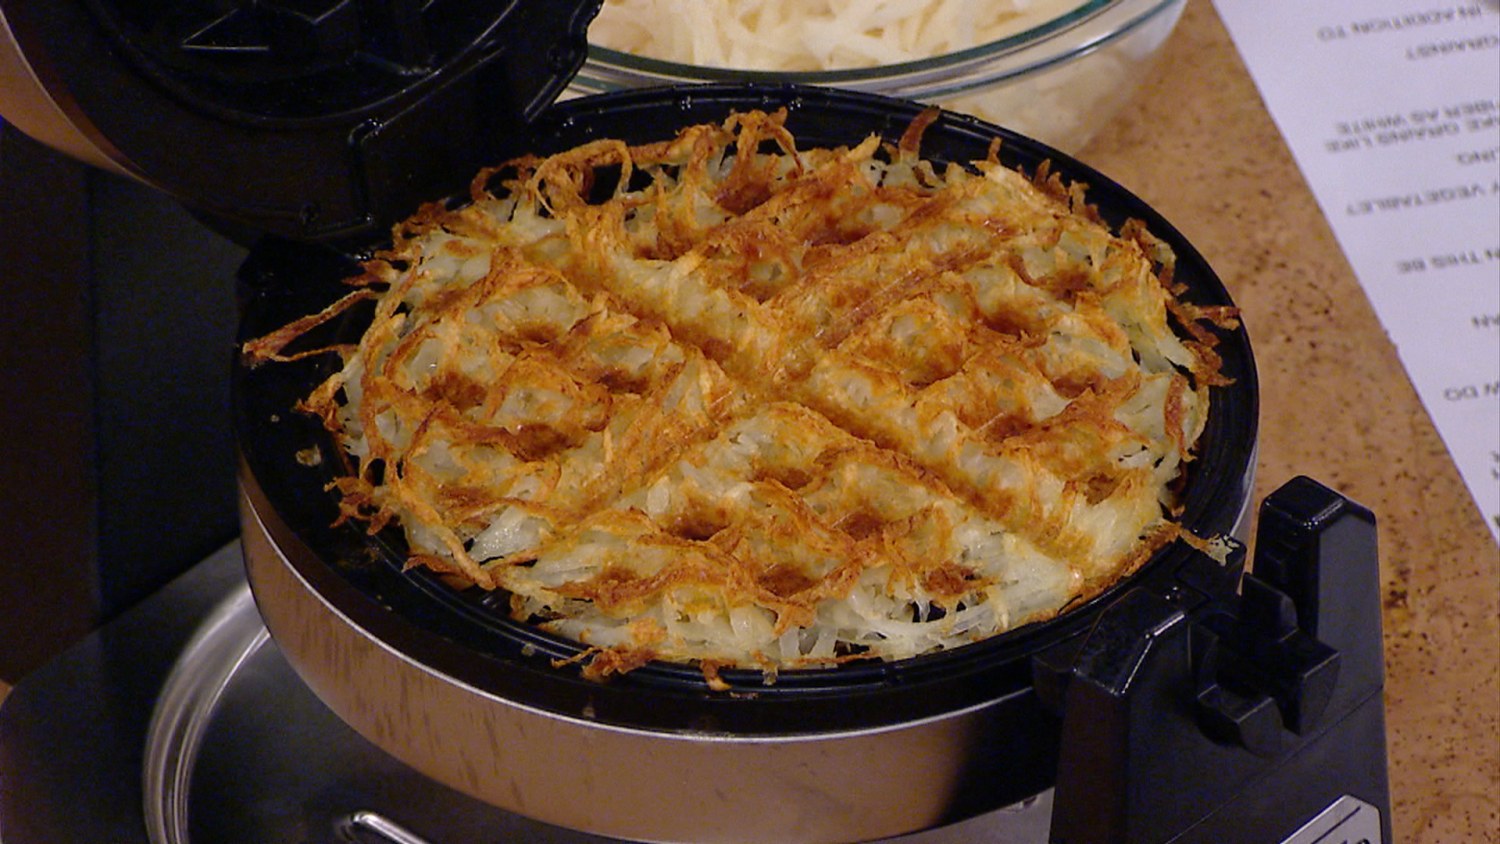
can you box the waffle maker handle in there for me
[1035,476,1391,844]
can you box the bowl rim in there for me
[576,0,1184,95]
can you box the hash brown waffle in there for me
[245,109,1234,682]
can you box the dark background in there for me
[0,123,244,681]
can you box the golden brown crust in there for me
[248,110,1231,680]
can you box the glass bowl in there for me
[571,0,1187,154]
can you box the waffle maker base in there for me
[0,0,1390,838]
[231,86,1384,844]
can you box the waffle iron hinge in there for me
[1032,476,1391,844]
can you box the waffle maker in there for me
[0,2,1391,842]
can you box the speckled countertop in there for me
[1078,1,1499,841]
[1,1,1495,840]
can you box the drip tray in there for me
[142,584,1052,844]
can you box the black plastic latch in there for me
[1252,475,1381,672]
[1039,477,1386,844]
[1192,574,1342,754]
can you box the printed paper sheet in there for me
[1213,0,1500,541]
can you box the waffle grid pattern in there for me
[247,111,1222,678]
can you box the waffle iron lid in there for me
[0,0,602,244]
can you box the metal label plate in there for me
[1280,796,1383,844]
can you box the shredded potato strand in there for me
[248,110,1231,681]
[590,0,1089,71]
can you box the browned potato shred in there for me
[244,109,1233,682]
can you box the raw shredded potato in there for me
[590,0,1090,70]
[245,110,1235,684]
